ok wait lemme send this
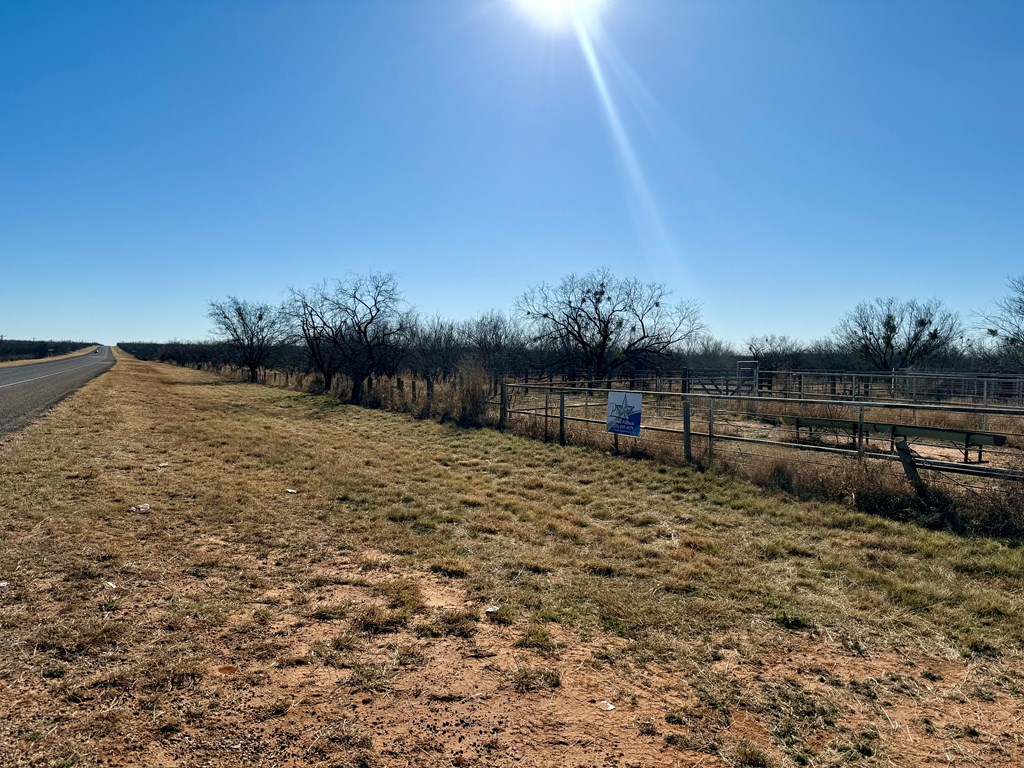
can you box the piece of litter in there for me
[217,664,237,675]
[484,605,500,614]
[0,581,8,588]
[599,700,615,711]
[158,462,170,468]
[105,582,117,590]
[129,503,151,513]
[285,489,298,494]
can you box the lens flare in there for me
[572,18,678,269]
[508,0,680,269]
[511,0,607,32]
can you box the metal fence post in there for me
[544,390,550,442]
[683,399,692,463]
[559,392,566,446]
[983,380,989,431]
[858,405,865,461]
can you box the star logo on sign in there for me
[610,393,635,426]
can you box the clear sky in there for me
[1,0,1021,346]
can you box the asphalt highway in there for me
[0,346,115,435]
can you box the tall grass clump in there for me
[457,361,492,428]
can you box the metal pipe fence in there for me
[503,368,1024,408]
[503,383,1024,484]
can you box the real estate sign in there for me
[607,391,642,437]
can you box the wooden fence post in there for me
[683,399,692,463]
[707,398,715,462]
[559,392,566,446]
[499,383,508,430]
[895,439,928,501]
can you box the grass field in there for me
[1,353,1022,767]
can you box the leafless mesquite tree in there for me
[517,269,704,384]
[327,272,412,405]
[833,297,964,370]
[679,333,738,370]
[408,314,463,399]
[283,284,347,393]
[207,297,287,382]
[746,334,807,371]
[463,311,528,378]
[980,275,1024,369]
[803,337,856,371]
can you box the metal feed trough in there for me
[781,416,1007,464]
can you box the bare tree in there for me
[680,333,738,370]
[284,284,346,392]
[463,311,527,377]
[980,275,1024,369]
[327,273,412,405]
[833,297,963,370]
[408,314,463,399]
[746,334,806,371]
[207,297,286,382]
[804,337,857,370]
[517,269,704,384]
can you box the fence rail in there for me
[502,383,1024,484]
[502,368,1024,408]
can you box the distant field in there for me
[0,343,98,367]
[0,354,1021,767]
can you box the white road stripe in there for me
[0,350,111,390]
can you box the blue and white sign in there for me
[607,391,642,436]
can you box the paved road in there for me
[0,346,115,435]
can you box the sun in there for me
[510,0,608,32]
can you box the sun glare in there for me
[511,0,607,32]
[508,0,676,268]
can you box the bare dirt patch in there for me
[0,355,1021,766]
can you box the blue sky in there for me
[1,0,1021,346]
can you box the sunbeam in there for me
[572,18,679,271]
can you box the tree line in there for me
[0,339,96,364]
[119,270,1024,403]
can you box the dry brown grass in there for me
[501,388,1024,538]
[1,353,1022,767]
